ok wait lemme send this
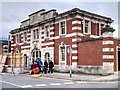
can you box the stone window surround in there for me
[59,19,67,36]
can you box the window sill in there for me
[23,41,27,44]
[59,34,66,38]
[84,33,90,36]
[33,39,39,42]
[44,38,49,41]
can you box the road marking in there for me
[64,82,74,84]
[0,80,22,88]
[40,77,53,80]
[63,80,72,82]
[87,81,118,83]
[36,84,47,87]
[20,85,32,88]
[76,81,118,84]
[49,83,62,85]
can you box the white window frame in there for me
[59,20,66,35]
[59,45,66,65]
[16,34,20,44]
[33,30,36,40]
[83,19,91,34]
[36,29,39,39]
[99,22,106,36]
[23,31,27,42]
[32,29,39,40]
[44,25,50,38]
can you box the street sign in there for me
[68,47,72,54]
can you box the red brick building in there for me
[10,8,120,74]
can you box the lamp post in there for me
[12,52,14,74]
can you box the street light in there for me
[67,45,72,78]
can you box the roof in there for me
[57,8,113,22]
[10,8,114,34]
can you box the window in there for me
[32,50,41,62]
[61,47,65,61]
[16,34,20,43]
[45,26,50,38]
[33,30,36,40]
[24,32,27,41]
[45,52,50,63]
[60,21,66,35]
[36,29,39,39]
[85,20,89,33]
[33,29,39,40]
[101,24,104,30]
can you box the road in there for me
[0,73,118,88]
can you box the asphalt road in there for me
[0,73,118,88]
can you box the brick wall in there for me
[78,40,103,66]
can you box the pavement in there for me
[1,73,118,88]
[1,71,119,82]
[27,71,119,82]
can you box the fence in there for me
[1,53,23,73]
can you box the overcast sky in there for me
[1,1,119,38]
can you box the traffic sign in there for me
[68,47,72,54]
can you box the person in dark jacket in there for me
[44,60,48,74]
[48,59,54,73]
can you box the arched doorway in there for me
[45,52,50,63]
[24,54,27,68]
[118,47,120,71]
[31,48,41,63]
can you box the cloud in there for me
[1,2,118,38]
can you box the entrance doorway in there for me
[24,54,28,69]
[45,52,50,63]
[118,47,120,71]
[31,49,41,63]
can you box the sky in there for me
[1,1,119,38]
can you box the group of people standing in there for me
[31,58,54,74]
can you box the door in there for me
[118,47,120,71]
[45,52,50,63]
[24,54,28,69]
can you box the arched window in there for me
[31,48,41,62]
[24,54,27,67]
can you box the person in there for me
[48,58,54,73]
[37,58,43,73]
[44,60,48,74]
